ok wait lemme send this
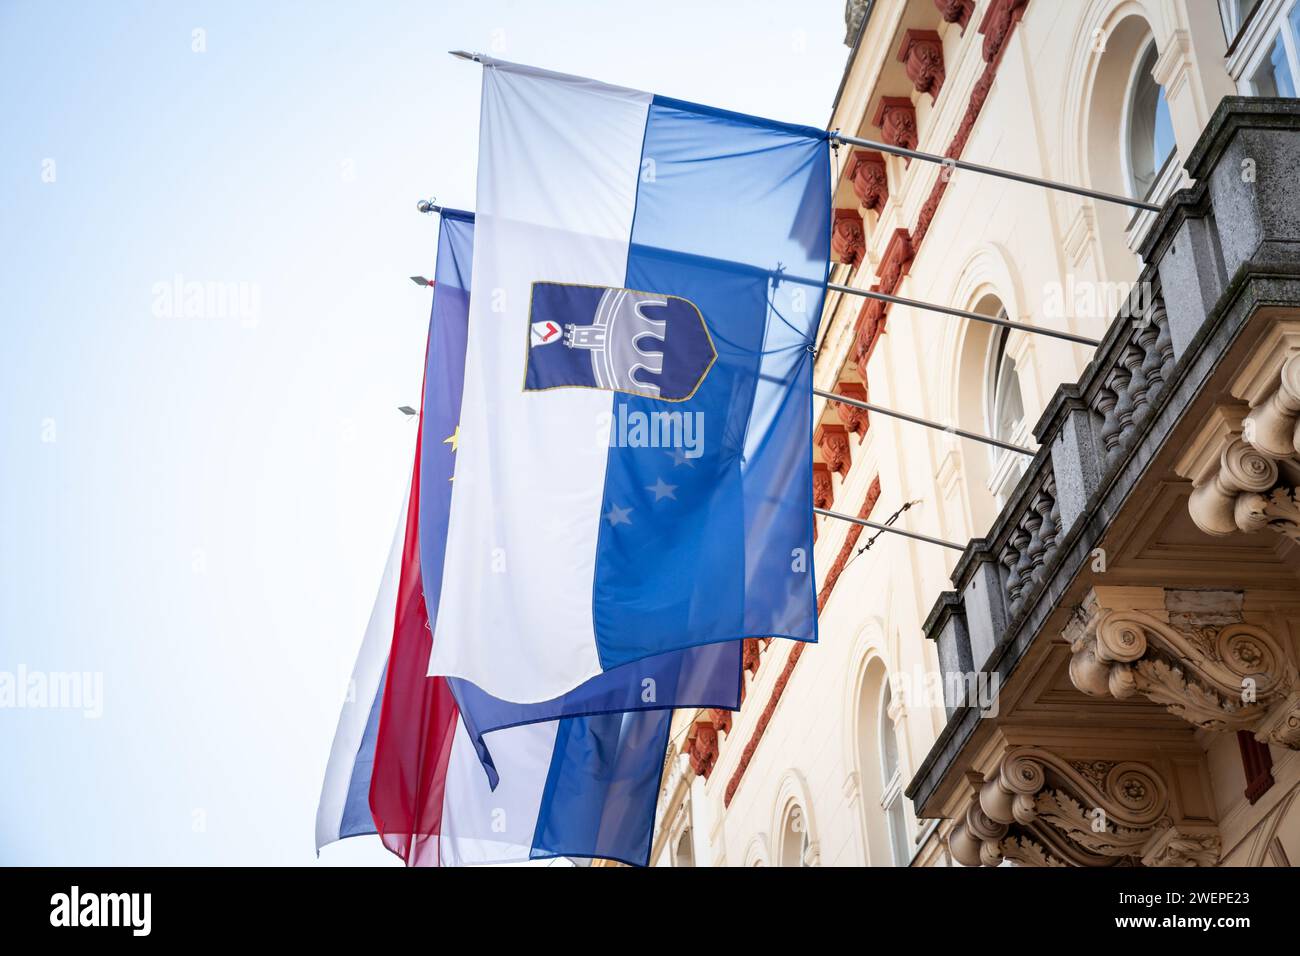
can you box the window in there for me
[879,683,910,866]
[673,828,694,867]
[1252,21,1297,94]
[985,325,1028,504]
[1124,41,1176,199]
[1226,0,1300,96]
[1220,0,1265,47]
[780,804,812,867]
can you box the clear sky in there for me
[0,0,849,865]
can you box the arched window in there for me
[779,804,811,867]
[878,683,910,866]
[1124,41,1176,199]
[673,828,695,867]
[985,324,1027,504]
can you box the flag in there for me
[436,708,673,866]
[427,57,832,702]
[365,205,470,864]
[313,489,405,851]
[318,207,740,865]
[450,639,739,789]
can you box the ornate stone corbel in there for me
[934,0,974,30]
[897,29,944,100]
[853,296,887,381]
[1064,587,1300,748]
[812,462,833,510]
[847,149,889,213]
[871,97,918,154]
[832,381,870,438]
[947,747,1218,867]
[1243,352,1300,459]
[846,150,888,212]
[978,0,1028,64]
[1187,436,1295,539]
[1140,826,1222,867]
[683,719,719,779]
[831,208,865,267]
[708,707,732,737]
[1256,689,1300,749]
[876,227,914,293]
[1178,352,1300,542]
[815,422,852,477]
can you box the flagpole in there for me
[814,507,965,551]
[446,52,1160,215]
[814,388,1033,456]
[412,200,1100,348]
[826,283,1100,347]
[829,130,1162,213]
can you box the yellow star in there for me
[443,425,460,453]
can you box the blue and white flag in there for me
[450,638,739,790]
[318,207,741,866]
[428,57,832,702]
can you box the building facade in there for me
[649,0,1300,867]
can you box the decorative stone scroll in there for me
[1064,587,1300,749]
[947,746,1220,867]
[1181,353,1300,543]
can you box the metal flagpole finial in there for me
[416,197,442,215]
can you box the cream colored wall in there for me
[658,0,1272,867]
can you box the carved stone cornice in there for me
[947,746,1220,867]
[1064,587,1300,748]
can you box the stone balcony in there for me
[906,98,1300,867]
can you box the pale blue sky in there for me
[0,0,848,865]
